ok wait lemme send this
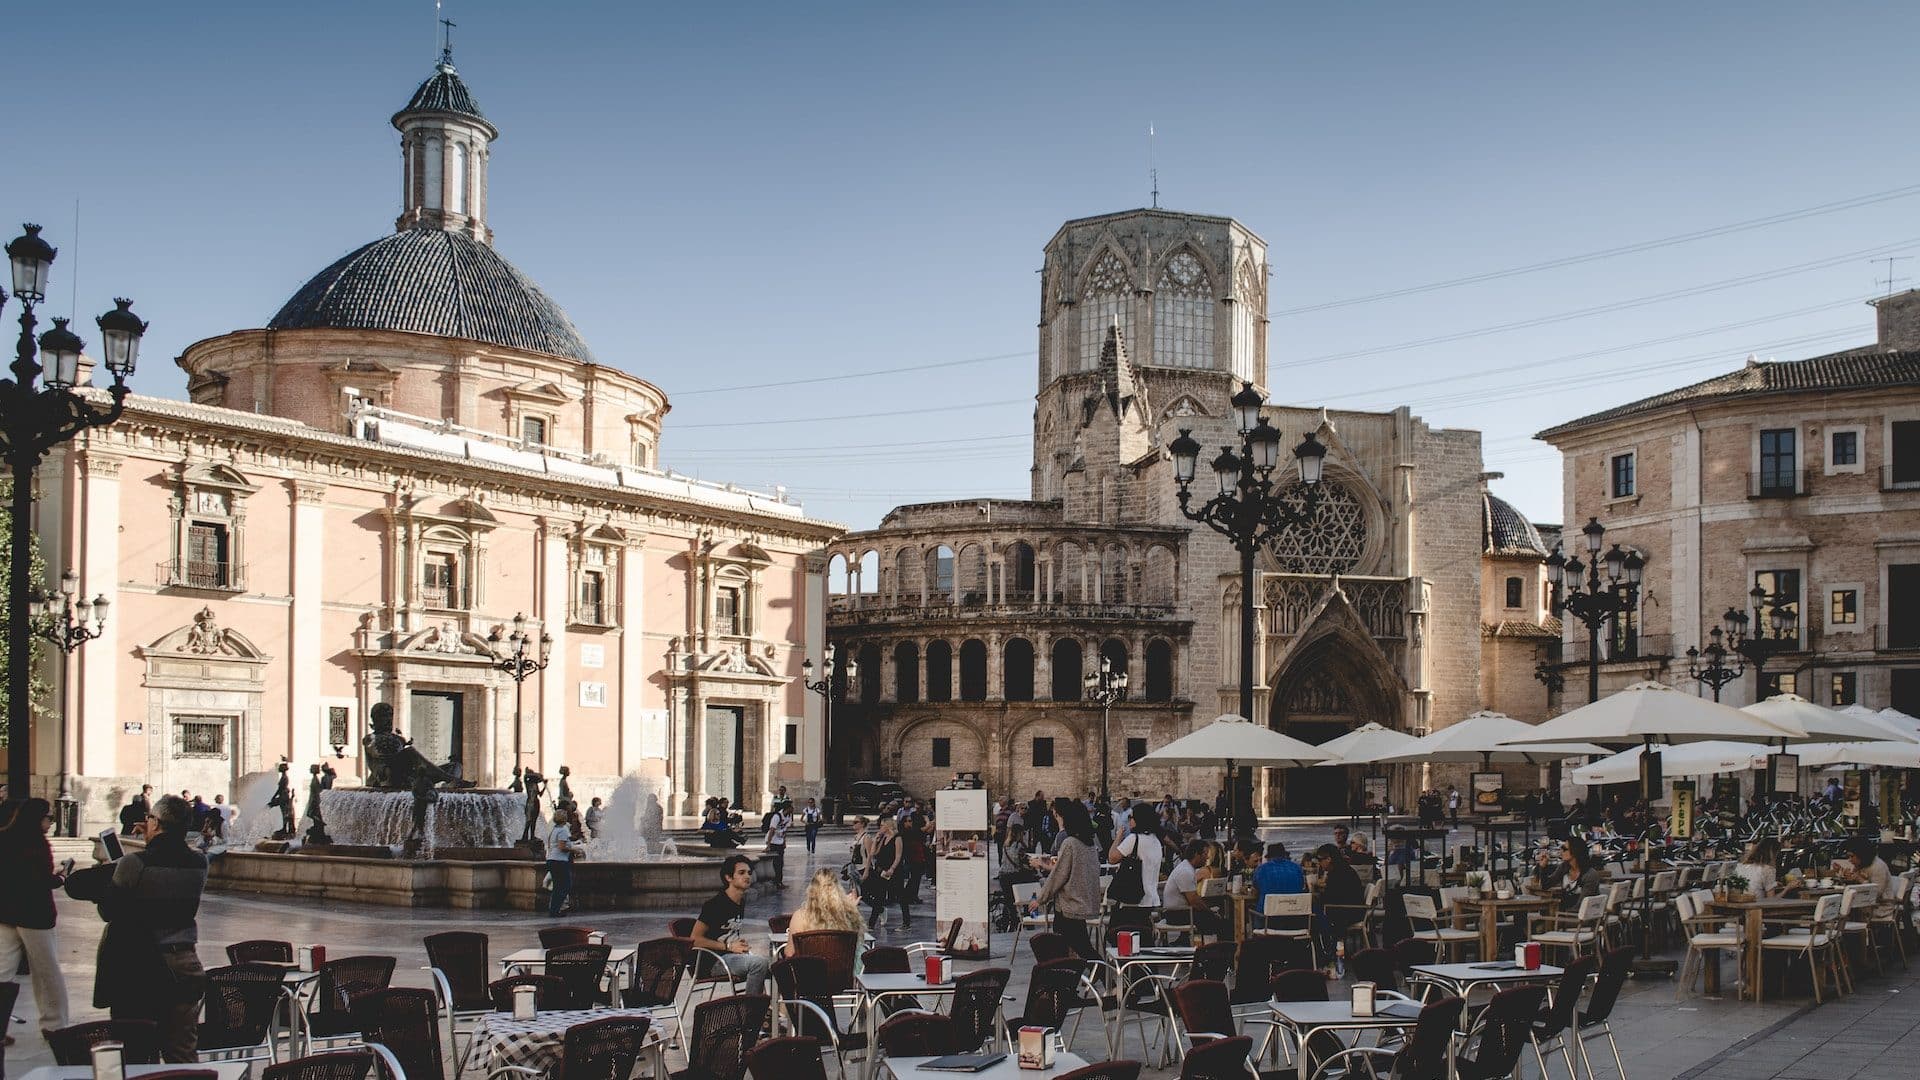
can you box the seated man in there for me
[690,855,770,994]
[1253,842,1306,910]
[1159,839,1227,937]
[1837,838,1895,899]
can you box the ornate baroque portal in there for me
[136,607,271,800]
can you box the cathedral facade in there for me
[825,210,1547,810]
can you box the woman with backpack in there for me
[1106,803,1163,911]
[863,815,904,930]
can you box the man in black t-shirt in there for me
[689,855,769,994]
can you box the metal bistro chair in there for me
[875,1011,960,1058]
[947,967,1013,1054]
[540,927,597,950]
[1758,892,1847,1003]
[771,955,867,1080]
[1571,948,1634,1080]
[546,943,615,1010]
[260,1050,379,1080]
[672,994,771,1080]
[303,955,398,1053]
[1176,1034,1256,1080]
[745,1036,830,1080]
[1054,1062,1142,1080]
[1453,985,1547,1080]
[487,975,567,1012]
[422,931,491,1060]
[485,1015,653,1080]
[1307,995,1464,1080]
[1528,894,1607,967]
[227,940,296,965]
[1526,953,1598,1080]
[1675,890,1741,1000]
[621,936,694,1045]
[1010,881,1052,955]
[48,1021,161,1065]
[1252,893,1317,965]
[1401,893,1477,963]
[351,987,444,1080]
[197,963,290,1064]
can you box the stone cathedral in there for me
[825,209,1554,811]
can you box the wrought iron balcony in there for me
[156,559,245,591]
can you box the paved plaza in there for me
[13,826,1914,1079]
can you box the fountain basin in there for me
[207,847,726,910]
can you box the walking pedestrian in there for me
[1447,785,1460,826]
[584,797,605,838]
[1029,798,1102,959]
[765,801,791,887]
[1,799,72,1038]
[545,809,577,916]
[64,794,208,1061]
[802,797,822,853]
[863,816,904,930]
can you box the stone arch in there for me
[893,640,920,703]
[1144,638,1175,701]
[827,552,850,595]
[894,714,988,796]
[1004,637,1035,702]
[925,639,954,702]
[1050,637,1084,701]
[856,642,882,704]
[1098,637,1130,691]
[855,549,880,595]
[1142,544,1178,605]
[1005,540,1037,602]
[1101,544,1130,604]
[956,543,988,605]
[1266,610,1407,813]
[893,545,920,604]
[958,639,988,701]
[1054,541,1085,603]
[925,545,955,602]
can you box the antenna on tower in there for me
[1148,123,1159,209]
[1872,255,1912,297]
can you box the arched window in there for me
[1051,638,1083,701]
[1055,542,1084,603]
[1145,639,1174,701]
[856,549,880,595]
[827,553,849,595]
[893,642,920,703]
[1006,541,1036,602]
[1102,546,1129,604]
[958,543,988,605]
[1004,638,1035,701]
[857,643,881,705]
[926,640,954,702]
[959,640,988,701]
[1100,638,1130,699]
[1080,251,1133,371]
[1154,251,1212,369]
[1504,576,1524,609]
[1143,546,1177,605]
[423,136,443,210]
[926,545,955,602]
[894,547,919,603]
[450,143,468,214]
[1230,257,1261,382]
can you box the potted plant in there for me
[1721,872,1752,902]
[1465,870,1490,895]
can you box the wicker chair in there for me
[769,914,794,935]
[875,1012,959,1058]
[306,955,398,1045]
[261,1050,380,1080]
[545,943,613,1009]
[669,918,698,938]
[1176,1034,1255,1080]
[947,967,1011,1053]
[487,975,567,1012]
[539,927,595,950]
[1188,941,1235,983]
[227,940,295,965]
[1027,932,1072,964]
[745,1037,829,1080]
[1528,953,1598,1080]
[422,931,491,1059]
[771,956,866,1078]
[789,931,860,996]
[351,987,444,1080]
[1346,948,1399,994]
[198,963,288,1063]
[622,936,693,1044]
[1055,1062,1142,1080]
[1168,979,1236,1049]
[487,1015,653,1080]
[1004,959,1085,1037]
[123,1072,218,1080]
[1453,986,1547,1080]
[671,994,771,1080]
[1306,996,1463,1080]
[47,1020,161,1066]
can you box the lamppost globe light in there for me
[1545,547,1565,587]
[1247,417,1282,471]
[538,631,553,663]
[1211,447,1240,494]
[1623,550,1645,585]
[823,642,835,664]
[37,318,84,391]
[60,568,78,596]
[1582,516,1606,555]
[801,657,813,675]
[95,298,146,378]
[1168,429,1201,485]
[1294,432,1328,486]
[1562,555,1583,583]
[5,224,55,303]
[1230,381,1265,434]
[1603,544,1626,582]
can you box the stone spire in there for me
[391,44,498,243]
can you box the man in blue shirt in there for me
[1253,842,1306,907]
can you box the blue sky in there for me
[10,2,1920,529]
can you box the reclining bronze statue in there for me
[361,701,475,791]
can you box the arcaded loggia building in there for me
[30,52,841,826]
[824,209,1558,810]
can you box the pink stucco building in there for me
[28,52,841,827]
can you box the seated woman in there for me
[1555,837,1602,912]
[1735,837,1781,897]
[789,868,866,934]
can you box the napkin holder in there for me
[512,985,538,1020]
[1516,942,1542,970]
[1018,1026,1055,1070]
[1116,931,1140,957]
[91,1041,125,1080]
[925,954,952,984]
[1350,982,1377,1018]
[298,944,326,971]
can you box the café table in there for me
[1266,999,1424,1080]
[456,1007,665,1079]
[1709,896,1816,999]
[501,945,640,992]
[19,1068,254,1080]
[885,1052,1088,1080]
[1407,961,1563,999]
[860,971,963,1080]
[1103,945,1195,1059]
[1452,893,1557,959]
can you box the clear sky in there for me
[10,2,1920,530]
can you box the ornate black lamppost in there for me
[1545,517,1643,704]
[31,569,109,833]
[1168,382,1327,836]
[1083,655,1127,806]
[3,224,144,797]
[488,613,552,775]
[1735,585,1800,695]
[1685,608,1749,702]
[801,643,854,815]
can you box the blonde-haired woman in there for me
[790,868,866,934]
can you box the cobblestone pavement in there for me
[6,825,1907,1080]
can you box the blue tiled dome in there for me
[268,228,595,363]
[395,62,489,128]
[1483,492,1547,556]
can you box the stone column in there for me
[618,541,646,772]
[75,453,121,780]
[537,519,568,772]
[288,482,327,767]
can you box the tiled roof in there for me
[1537,345,1920,439]
[269,229,596,363]
[1483,618,1561,639]
[399,63,487,124]
[1483,492,1547,556]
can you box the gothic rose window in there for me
[1267,480,1367,575]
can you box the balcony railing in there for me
[1882,465,1920,492]
[1747,469,1808,498]
[420,583,472,610]
[830,597,1179,623]
[570,599,621,627]
[156,559,245,591]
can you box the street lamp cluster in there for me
[1083,656,1126,805]
[802,644,854,804]
[1686,585,1801,701]
[3,223,145,796]
[30,569,110,654]
[1168,381,1328,834]
[488,613,553,771]
[1546,517,1644,703]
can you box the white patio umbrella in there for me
[1314,722,1422,765]
[1743,694,1899,742]
[1371,710,1608,765]
[1133,714,1332,828]
[1877,708,1920,741]
[1793,741,1920,769]
[1498,681,1797,747]
[1570,741,1767,786]
[1835,704,1920,744]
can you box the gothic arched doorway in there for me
[1267,629,1403,813]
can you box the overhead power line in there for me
[669,349,1032,396]
[672,397,1028,429]
[1272,182,1920,316]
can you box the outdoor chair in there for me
[669,918,697,938]
[261,1050,379,1080]
[1346,948,1399,995]
[1230,936,1310,1015]
[539,927,595,950]
[1453,985,1547,1080]
[350,987,444,1080]
[789,930,860,997]
[771,956,867,1078]
[488,975,567,1012]
[1168,979,1237,1050]
[858,946,918,1022]
[1323,879,1383,954]
[1528,894,1606,966]
[486,1015,653,1080]
[1868,872,1912,970]
[1176,1034,1256,1080]
[1252,893,1316,965]
[545,943,613,1009]
[197,963,289,1064]
[121,1073,217,1080]
[746,1037,830,1080]
[1676,890,1740,1000]
[947,967,1012,1053]
[422,931,491,1059]
[1028,931,1073,964]
[1307,995,1463,1080]
[1054,1061,1143,1080]
[1389,937,1436,971]
[1526,953,1597,1080]
[1004,959,1086,1040]
[671,993,770,1080]
[769,914,793,934]
[1572,949,1634,1080]
[227,940,295,965]
[305,955,398,1047]
[1840,883,1881,976]
[875,1011,959,1058]
[1759,892,1847,1002]
[622,936,693,1045]
[48,1020,162,1065]
[1010,881,1051,954]
[1188,941,1235,982]
[1402,893,1476,963]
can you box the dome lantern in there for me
[391,37,498,244]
